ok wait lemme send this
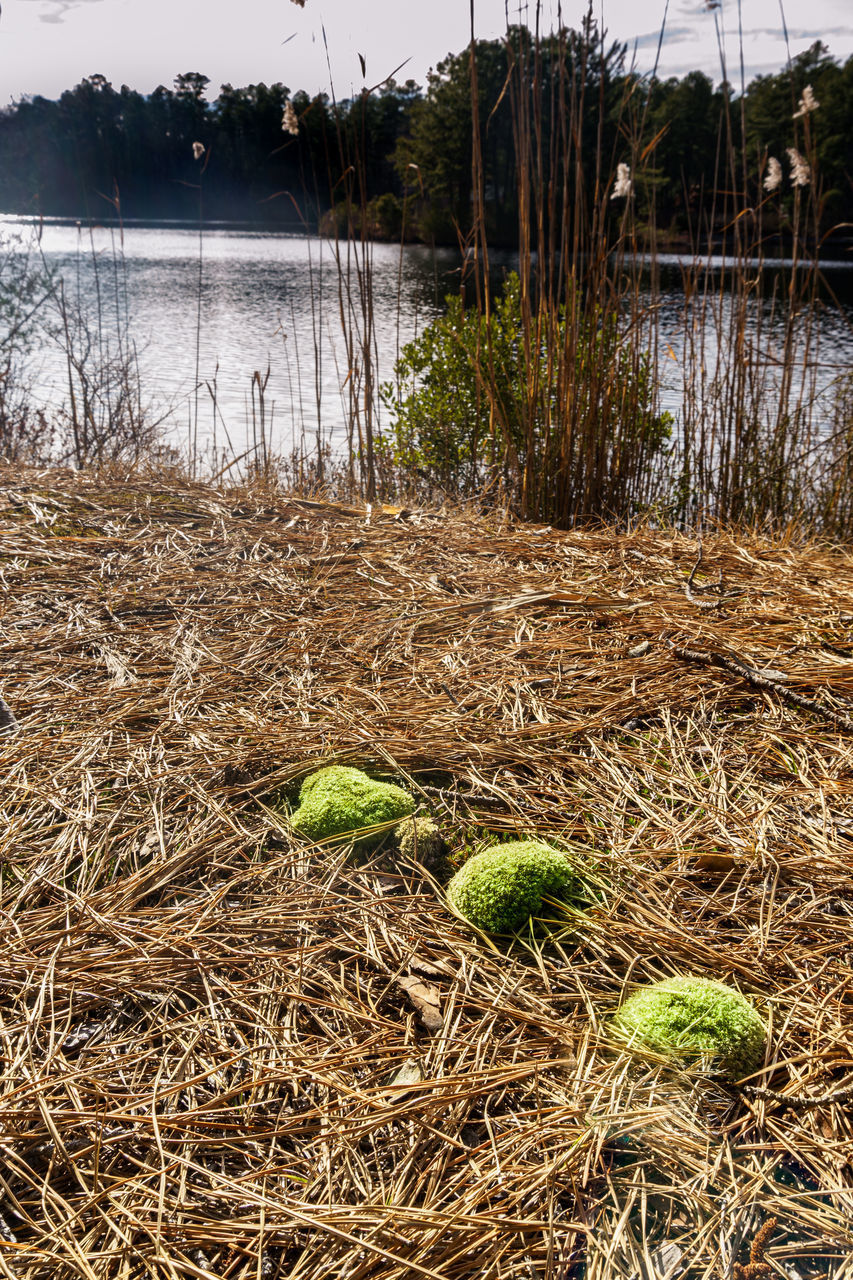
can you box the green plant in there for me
[290,765,414,848]
[381,272,672,502]
[320,192,405,241]
[612,976,767,1079]
[446,839,592,934]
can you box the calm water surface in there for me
[4,216,853,459]
[3,218,461,458]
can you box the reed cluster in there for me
[364,7,853,534]
[1,9,852,538]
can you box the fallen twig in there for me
[740,1081,853,1108]
[667,638,853,732]
[683,541,741,610]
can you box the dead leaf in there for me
[371,874,400,894]
[397,976,443,1032]
[0,696,19,736]
[629,1241,683,1280]
[692,852,738,872]
[384,1057,425,1097]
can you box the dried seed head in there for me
[786,147,811,187]
[793,84,819,118]
[192,141,205,161]
[763,156,782,193]
[281,102,299,136]
[610,162,632,200]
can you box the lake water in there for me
[3,216,853,464]
[2,217,460,462]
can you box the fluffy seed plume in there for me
[610,163,632,200]
[192,141,205,161]
[763,156,782,193]
[281,102,299,136]
[787,147,811,188]
[793,84,819,119]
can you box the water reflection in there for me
[3,218,463,456]
[3,216,853,458]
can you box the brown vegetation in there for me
[0,466,852,1277]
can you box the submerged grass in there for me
[0,465,852,1277]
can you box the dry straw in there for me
[0,466,852,1277]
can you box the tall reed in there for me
[388,0,853,532]
[319,55,383,501]
[453,9,672,525]
[46,207,163,468]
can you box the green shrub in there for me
[612,976,767,1079]
[319,192,404,241]
[446,839,591,933]
[290,765,414,848]
[380,271,673,503]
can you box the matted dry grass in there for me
[0,465,852,1279]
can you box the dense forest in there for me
[0,24,851,246]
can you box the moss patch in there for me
[395,814,446,869]
[290,765,414,847]
[446,840,590,934]
[612,976,767,1079]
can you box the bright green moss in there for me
[446,840,589,934]
[612,976,767,1079]
[290,765,414,847]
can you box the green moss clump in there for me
[395,815,445,866]
[290,765,414,847]
[612,976,767,1079]
[447,840,589,934]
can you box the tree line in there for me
[0,27,850,246]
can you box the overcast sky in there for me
[3,0,853,104]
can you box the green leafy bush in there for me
[320,192,404,241]
[612,976,767,1079]
[380,272,672,506]
[446,839,592,933]
[290,765,414,848]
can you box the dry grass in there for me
[1,464,852,1279]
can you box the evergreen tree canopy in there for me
[0,34,849,243]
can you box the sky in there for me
[2,0,853,105]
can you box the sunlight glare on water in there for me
[3,218,455,458]
[3,216,853,462]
